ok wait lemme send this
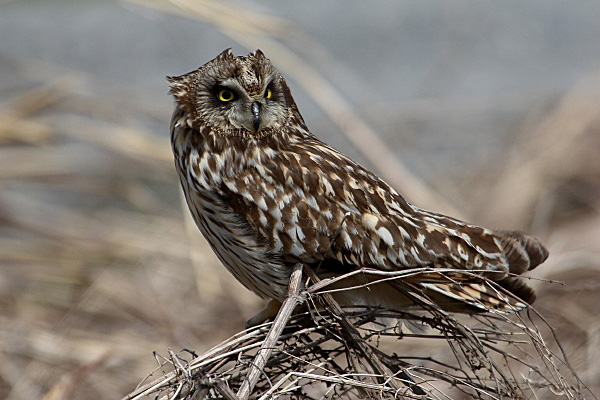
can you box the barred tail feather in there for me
[496,230,549,304]
[498,230,549,275]
[420,230,548,311]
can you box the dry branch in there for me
[124,268,589,400]
[237,264,305,400]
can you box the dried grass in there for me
[124,267,589,399]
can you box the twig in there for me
[122,266,590,399]
[302,265,409,396]
[236,263,305,400]
[213,380,239,400]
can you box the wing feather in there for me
[217,135,547,307]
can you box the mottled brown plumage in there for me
[168,49,548,320]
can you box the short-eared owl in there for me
[168,49,548,325]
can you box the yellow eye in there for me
[265,88,272,99]
[218,89,235,102]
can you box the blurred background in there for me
[1,1,599,399]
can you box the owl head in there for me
[168,49,299,136]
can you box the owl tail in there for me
[422,230,549,312]
[494,230,548,305]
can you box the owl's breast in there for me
[174,137,291,301]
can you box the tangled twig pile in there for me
[124,266,587,400]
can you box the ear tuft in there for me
[166,72,197,108]
[216,48,234,61]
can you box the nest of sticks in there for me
[123,265,588,400]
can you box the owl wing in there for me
[218,136,547,309]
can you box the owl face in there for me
[168,49,291,136]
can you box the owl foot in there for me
[245,299,282,328]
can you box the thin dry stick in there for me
[122,288,588,399]
[237,263,305,400]
[214,380,239,400]
[302,265,404,396]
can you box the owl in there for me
[167,49,548,327]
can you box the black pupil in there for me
[222,90,232,100]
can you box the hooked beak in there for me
[251,101,261,132]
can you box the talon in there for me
[245,299,281,328]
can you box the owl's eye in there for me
[218,89,236,102]
[265,88,272,99]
